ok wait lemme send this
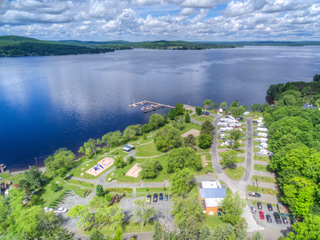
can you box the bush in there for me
[127,156,135,164]
[115,156,126,168]
[140,160,163,179]
[105,188,133,193]
[50,182,60,192]
[96,184,104,197]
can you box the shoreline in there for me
[4,166,46,175]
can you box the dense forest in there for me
[263,74,320,238]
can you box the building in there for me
[198,181,226,215]
[302,103,318,110]
[122,144,134,152]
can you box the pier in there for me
[128,100,175,113]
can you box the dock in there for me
[128,100,175,113]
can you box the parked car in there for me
[259,211,265,220]
[273,212,282,224]
[251,206,257,214]
[266,214,272,223]
[169,194,172,200]
[282,216,289,224]
[248,192,261,198]
[44,207,53,212]
[159,193,163,200]
[54,208,68,213]
[267,203,273,211]
[146,195,151,203]
[153,193,158,202]
[164,194,168,201]
[257,202,262,209]
[290,217,295,225]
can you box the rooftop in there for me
[199,188,226,199]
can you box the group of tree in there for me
[154,125,182,152]
[220,150,239,169]
[251,103,270,113]
[0,189,74,239]
[263,77,320,236]
[167,147,201,173]
[198,120,214,149]
[140,160,163,179]
[229,100,249,118]
[226,129,245,149]
[168,103,184,120]
[44,148,76,177]
[18,166,45,195]
[203,99,218,110]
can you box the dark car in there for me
[282,216,289,224]
[267,204,273,211]
[273,212,282,224]
[159,193,163,200]
[153,193,158,202]
[290,217,295,225]
[266,214,272,223]
[257,202,262,210]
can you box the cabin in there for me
[257,127,268,132]
[198,181,226,215]
[122,144,134,152]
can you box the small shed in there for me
[122,144,134,152]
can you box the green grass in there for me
[251,175,276,183]
[218,145,228,149]
[123,221,155,233]
[67,179,95,189]
[254,164,269,172]
[0,172,24,185]
[180,122,202,134]
[253,141,260,145]
[203,214,225,230]
[254,147,258,153]
[224,167,245,181]
[254,155,270,162]
[192,115,214,123]
[135,141,163,157]
[198,162,214,174]
[242,128,247,132]
[200,153,212,161]
[136,187,169,197]
[247,185,279,196]
[237,157,245,163]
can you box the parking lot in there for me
[249,201,292,230]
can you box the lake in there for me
[1,46,319,170]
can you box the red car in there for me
[259,211,265,220]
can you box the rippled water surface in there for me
[1,46,319,170]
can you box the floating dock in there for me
[128,100,174,113]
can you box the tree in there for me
[167,147,200,173]
[90,230,104,240]
[184,134,196,148]
[226,129,244,149]
[203,99,213,110]
[251,104,262,112]
[196,107,202,115]
[123,125,141,141]
[79,138,97,158]
[185,113,190,123]
[153,222,163,240]
[18,179,32,194]
[201,120,214,135]
[199,226,211,240]
[170,168,195,196]
[134,199,157,228]
[140,160,163,179]
[173,115,184,131]
[0,196,8,234]
[282,177,315,217]
[114,156,126,168]
[24,166,44,188]
[163,113,168,123]
[154,125,182,152]
[313,74,320,82]
[230,100,239,108]
[220,102,228,109]
[102,131,123,149]
[221,150,238,169]
[96,184,104,197]
[168,108,176,120]
[95,205,124,229]
[44,148,75,177]
[113,229,123,240]
[213,102,218,109]
[211,224,235,240]
[67,204,94,231]
[249,232,263,240]
[221,192,246,226]
[198,134,212,149]
[286,214,320,240]
[149,114,165,130]
[50,181,60,192]
[175,103,184,116]
[171,195,204,239]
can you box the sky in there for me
[0,0,319,41]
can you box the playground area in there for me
[125,163,142,178]
[181,129,200,138]
[85,157,114,176]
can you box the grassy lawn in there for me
[247,185,279,196]
[136,187,169,197]
[203,214,225,230]
[254,155,270,162]
[254,164,269,172]
[198,162,214,175]
[67,179,95,189]
[0,172,24,185]
[135,141,162,158]
[224,167,245,181]
[242,128,247,132]
[180,122,202,134]
[253,141,260,145]
[251,175,276,184]
[218,145,228,149]
[237,157,245,163]
[200,153,212,161]
[192,115,215,123]
[254,147,258,153]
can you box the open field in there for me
[254,164,269,172]
[247,185,279,196]
[135,141,162,157]
[254,155,270,162]
[251,175,276,184]
[224,167,245,180]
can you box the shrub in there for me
[198,134,213,149]
[96,184,104,197]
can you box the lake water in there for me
[1,46,320,170]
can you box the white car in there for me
[54,208,68,213]
[44,207,53,212]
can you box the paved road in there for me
[243,118,253,182]
[211,115,223,174]
[190,118,203,125]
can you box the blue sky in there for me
[0,0,319,41]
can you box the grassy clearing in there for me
[254,155,270,162]
[242,128,247,132]
[198,162,214,175]
[0,172,24,185]
[192,115,215,123]
[123,221,155,233]
[200,153,212,161]
[254,164,269,172]
[180,122,202,134]
[135,141,162,158]
[247,185,279,196]
[136,187,169,197]
[203,214,225,230]
[251,175,276,184]
[224,167,245,181]
[67,179,95,189]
